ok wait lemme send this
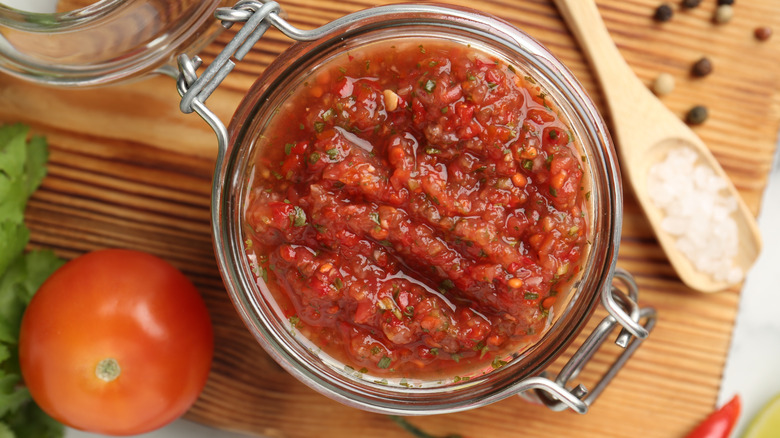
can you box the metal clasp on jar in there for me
[524,268,656,413]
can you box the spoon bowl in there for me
[553,0,761,292]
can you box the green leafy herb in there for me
[389,416,463,438]
[325,148,339,160]
[284,143,294,156]
[423,79,436,93]
[0,124,65,438]
[313,121,325,133]
[333,277,344,290]
[522,159,534,171]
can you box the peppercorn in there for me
[755,26,773,41]
[717,0,734,5]
[686,105,708,125]
[681,0,701,9]
[652,73,675,96]
[714,5,733,24]
[653,3,673,22]
[691,57,713,77]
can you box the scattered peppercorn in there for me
[652,73,675,96]
[714,5,733,24]
[681,0,701,9]
[755,26,773,41]
[686,105,708,125]
[653,3,673,22]
[717,0,734,5]
[691,57,713,77]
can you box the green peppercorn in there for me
[685,105,708,125]
[653,3,674,22]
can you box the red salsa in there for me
[244,39,589,379]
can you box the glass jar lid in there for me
[0,0,226,86]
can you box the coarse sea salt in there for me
[647,147,744,284]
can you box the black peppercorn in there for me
[654,3,674,22]
[691,57,713,77]
[686,105,708,125]
[681,0,701,8]
[717,0,734,5]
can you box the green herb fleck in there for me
[377,356,392,369]
[491,357,508,369]
[438,278,455,293]
[284,143,294,155]
[309,152,321,164]
[423,79,436,93]
[333,277,344,290]
[313,121,325,133]
[524,292,539,300]
[290,206,307,227]
[522,159,534,171]
[326,148,339,160]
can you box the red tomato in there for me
[19,249,214,436]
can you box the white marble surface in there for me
[719,139,780,436]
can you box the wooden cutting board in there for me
[2,0,779,437]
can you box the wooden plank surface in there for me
[2,0,779,437]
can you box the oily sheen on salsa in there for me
[244,39,589,379]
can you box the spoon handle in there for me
[551,0,647,121]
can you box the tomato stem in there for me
[96,358,121,382]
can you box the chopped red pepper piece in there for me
[685,394,741,438]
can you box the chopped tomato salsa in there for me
[244,40,589,379]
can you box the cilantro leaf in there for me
[0,124,64,438]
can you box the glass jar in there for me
[178,1,656,415]
[0,0,227,86]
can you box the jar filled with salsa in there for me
[195,2,653,415]
[244,38,589,379]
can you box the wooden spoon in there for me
[552,0,761,292]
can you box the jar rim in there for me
[0,0,122,31]
[214,3,623,415]
[0,0,225,86]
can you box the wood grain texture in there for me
[2,0,779,437]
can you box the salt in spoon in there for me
[552,0,761,292]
